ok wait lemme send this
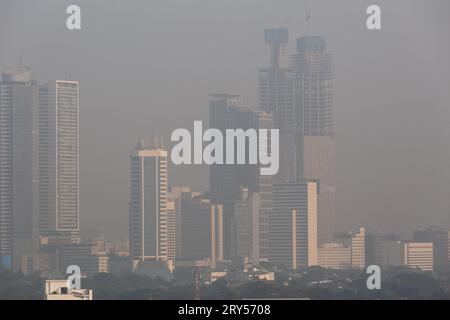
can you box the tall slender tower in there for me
[0,66,40,270]
[39,80,80,242]
[129,140,170,264]
[290,36,336,244]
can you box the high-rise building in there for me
[259,28,300,184]
[209,94,272,260]
[402,242,434,271]
[413,226,449,271]
[290,36,336,245]
[269,181,317,269]
[169,188,223,268]
[39,80,80,242]
[129,140,170,266]
[231,186,260,265]
[0,66,40,271]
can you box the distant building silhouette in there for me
[209,94,273,261]
[0,66,40,271]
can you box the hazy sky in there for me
[1,0,449,239]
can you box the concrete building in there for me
[44,279,93,300]
[317,243,351,269]
[129,140,170,267]
[402,242,434,271]
[269,181,317,269]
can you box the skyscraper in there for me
[290,36,336,244]
[0,66,40,270]
[129,140,171,266]
[39,80,80,242]
[209,94,272,260]
[259,28,301,183]
[269,181,317,269]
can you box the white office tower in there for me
[129,140,170,268]
[269,181,318,269]
[0,66,40,271]
[39,80,80,242]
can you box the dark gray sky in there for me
[1,0,449,240]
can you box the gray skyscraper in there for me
[39,80,80,242]
[209,94,272,260]
[129,140,171,266]
[290,36,336,244]
[0,66,40,270]
[259,28,301,183]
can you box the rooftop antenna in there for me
[305,1,311,35]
